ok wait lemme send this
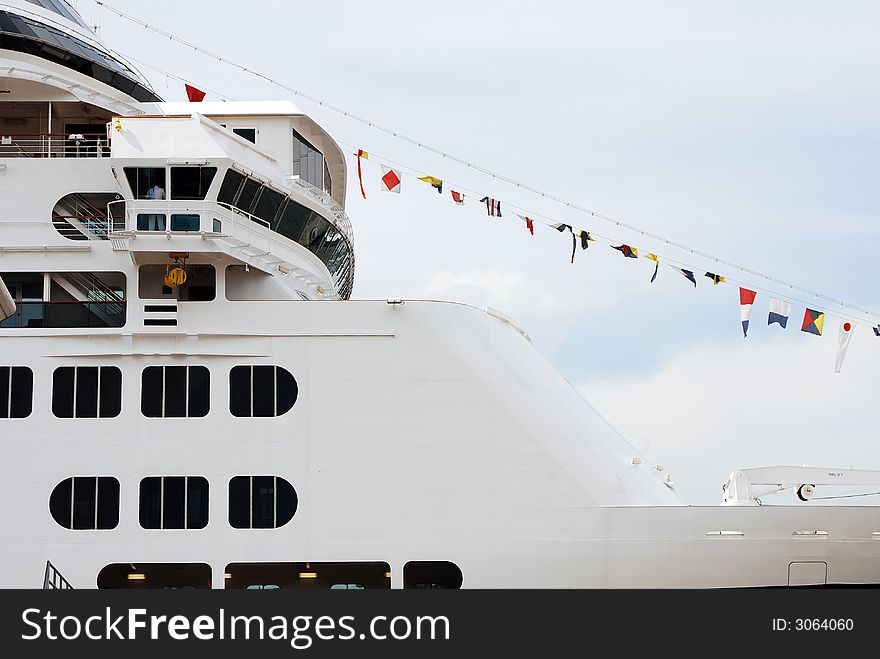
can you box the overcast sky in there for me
[78,0,880,503]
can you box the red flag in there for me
[185,84,206,102]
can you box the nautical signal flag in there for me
[579,231,592,250]
[835,321,855,373]
[669,265,697,287]
[355,149,368,199]
[612,244,638,258]
[480,197,502,217]
[768,298,792,328]
[705,272,726,285]
[450,190,465,205]
[185,84,206,102]
[419,176,443,194]
[645,253,660,283]
[515,214,535,235]
[739,288,757,337]
[380,165,402,193]
[801,308,825,336]
[873,325,880,337]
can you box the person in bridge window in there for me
[139,183,166,231]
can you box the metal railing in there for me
[53,214,124,240]
[43,561,73,590]
[0,133,109,159]
[0,301,126,328]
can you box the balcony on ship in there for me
[0,271,126,329]
[0,100,112,159]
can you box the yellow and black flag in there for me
[418,176,443,194]
[705,272,726,285]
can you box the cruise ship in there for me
[1,0,879,590]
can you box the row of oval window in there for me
[50,475,297,531]
[0,365,297,419]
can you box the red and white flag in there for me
[450,190,465,205]
[516,214,534,235]
[835,321,855,373]
[380,165,402,193]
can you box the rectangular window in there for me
[170,167,217,200]
[228,476,297,529]
[170,214,201,231]
[141,365,210,418]
[292,129,324,190]
[233,128,257,144]
[229,365,298,417]
[124,167,166,200]
[136,213,167,231]
[217,169,245,206]
[0,366,33,418]
[52,366,122,418]
[139,476,209,530]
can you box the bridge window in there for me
[124,167,166,200]
[229,365,298,417]
[225,562,390,590]
[136,213,166,231]
[292,129,325,190]
[139,476,209,529]
[141,365,210,418]
[170,166,217,201]
[229,476,297,529]
[217,169,245,206]
[170,213,201,231]
[233,128,257,144]
[98,563,211,589]
[52,366,122,418]
[49,476,119,530]
[403,561,463,589]
[0,366,33,418]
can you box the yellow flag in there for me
[418,176,443,194]
[645,253,659,263]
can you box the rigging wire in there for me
[94,0,880,322]
[340,143,877,326]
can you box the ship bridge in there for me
[107,104,354,299]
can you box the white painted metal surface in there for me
[1,1,879,590]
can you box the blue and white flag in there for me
[768,298,792,328]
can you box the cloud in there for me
[579,333,880,505]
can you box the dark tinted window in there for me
[49,477,119,530]
[170,214,200,231]
[253,188,284,225]
[139,476,208,530]
[136,213,166,231]
[141,366,210,418]
[228,476,297,529]
[52,366,121,418]
[124,168,166,200]
[233,128,257,144]
[170,167,217,200]
[403,561,463,589]
[217,169,245,206]
[0,366,33,418]
[229,366,298,417]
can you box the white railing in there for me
[0,133,110,159]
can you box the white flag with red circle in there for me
[835,320,855,373]
[380,165,402,193]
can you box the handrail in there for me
[42,561,73,590]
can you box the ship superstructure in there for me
[1,0,879,589]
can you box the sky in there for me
[73,0,880,503]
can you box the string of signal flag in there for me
[352,148,877,374]
[96,0,880,324]
[94,2,880,372]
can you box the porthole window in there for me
[0,366,33,418]
[52,366,122,418]
[228,476,297,529]
[139,476,209,529]
[229,366,298,417]
[49,476,119,530]
[141,366,210,418]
